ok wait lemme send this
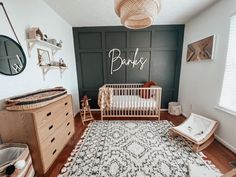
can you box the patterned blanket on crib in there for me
[98,86,113,109]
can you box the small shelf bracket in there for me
[40,65,68,80]
[52,49,58,56]
[27,41,36,57]
[42,67,50,75]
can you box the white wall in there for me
[0,0,79,115]
[179,0,236,152]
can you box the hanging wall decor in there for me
[37,49,51,66]
[186,35,215,62]
[109,48,148,75]
[0,2,27,76]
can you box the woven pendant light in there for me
[115,0,161,29]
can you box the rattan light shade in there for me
[115,0,160,29]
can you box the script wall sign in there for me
[109,48,147,75]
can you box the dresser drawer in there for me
[40,116,74,152]
[41,139,61,172]
[63,117,75,141]
[36,108,73,142]
[33,96,72,128]
[40,117,74,171]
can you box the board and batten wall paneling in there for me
[73,26,184,108]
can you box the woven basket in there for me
[168,102,182,116]
[0,143,35,177]
[5,87,67,110]
[115,0,161,29]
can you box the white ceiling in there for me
[43,0,219,27]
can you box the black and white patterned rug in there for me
[59,120,220,177]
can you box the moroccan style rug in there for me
[58,120,220,177]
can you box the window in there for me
[219,15,236,114]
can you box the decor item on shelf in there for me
[187,35,215,62]
[114,0,161,29]
[27,27,44,40]
[0,3,27,76]
[59,58,66,67]
[5,87,67,110]
[56,40,63,48]
[48,38,57,45]
[50,61,60,66]
[43,34,48,42]
[37,49,50,66]
[0,143,35,177]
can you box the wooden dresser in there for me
[0,95,75,175]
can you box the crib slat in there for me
[119,89,121,116]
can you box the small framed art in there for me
[37,48,50,66]
[186,35,215,62]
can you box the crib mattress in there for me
[110,95,157,109]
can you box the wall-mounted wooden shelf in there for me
[26,37,66,80]
[40,65,67,80]
[27,39,62,56]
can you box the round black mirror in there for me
[0,35,26,76]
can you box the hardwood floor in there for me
[45,111,236,177]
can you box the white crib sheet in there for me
[110,95,157,109]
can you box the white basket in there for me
[0,143,35,177]
[168,102,182,116]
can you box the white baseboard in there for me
[91,109,168,111]
[215,135,236,154]
[181,112,188,118]
[91,109,168,112]
[91,109,100,112]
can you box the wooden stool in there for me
[80,95,94,125]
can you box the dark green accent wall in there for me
[73,25,184,109]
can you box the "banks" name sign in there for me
[108,48,148,75]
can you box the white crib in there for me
[98,83,162,120]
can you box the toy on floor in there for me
[169,113,219,152]
[80,95,94,125]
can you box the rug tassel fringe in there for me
[57,122,93,176]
